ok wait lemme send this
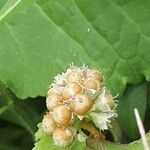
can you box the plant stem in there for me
[109,119,123,143]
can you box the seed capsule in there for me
[53,127,73,148]
[70,94,93,115]
[46,94,62,110]
[66,71,83,83]
[47,88,55,97]
[70,65,78,69]
[47,86,64,96]
[82,77,102,90]
[62,83,82,100]
[84,69,103,81]
[42,113,57,135]
[66,65,78,74]
[52,105,72,126]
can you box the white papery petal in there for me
[89,112,115,130]
[93,88,114,112]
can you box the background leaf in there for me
[144,83,150,132]
[0,120,33,150]
[117,82,147,140]
[0,81,41,134]
[0,0,150,149]
[0,0,150,98]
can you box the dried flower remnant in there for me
[41,64,117,147]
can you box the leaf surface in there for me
[117,82,147,140]
[0,0,150,98]
[0,120,33,150]
[0,81,39,135]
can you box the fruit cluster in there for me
[41,65,117,147]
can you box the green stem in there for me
[109,119,123,143]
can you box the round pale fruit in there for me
[70,94,93,115]
[84,69,103,81]
[62,83,82,100]
[47,85,64,96]
[52,127,73,148]
[42,113,57,135]
[46,94,62,110]
[66,71,83,83]
[82,77,102,90]
[47,88,56,97]
[52,105,72,126]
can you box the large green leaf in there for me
[0,0,150,98]
[117,82,147,140]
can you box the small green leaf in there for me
[117,82,147,140]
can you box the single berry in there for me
[84,69,103,81]
[82,77,102,91]
[62,83,82,100]
[70,94,93,115]
[46,94,62,110]
[66,65,78,74]
[47,88,55,97]
[42,113,57,135]
[52,127,73,148]
[47,85,64,96]
[66,71,83,83]
[52,104,72,126]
